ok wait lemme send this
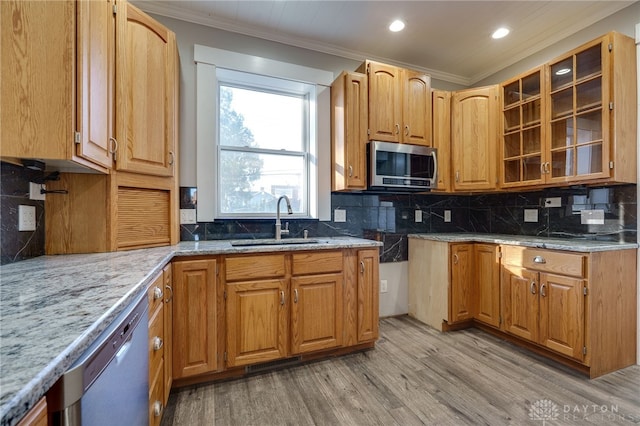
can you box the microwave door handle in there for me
[431,151,437,185]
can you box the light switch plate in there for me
[380,280,388,293]
[18,205,36,231]
[524,209,538,223]
[179,209,197,225]
[544,197,561,208]
[444,210,451,223]
[581,209,605,225]
[334,209,346,223]
[29,183,45,201]
[415,210,422,222]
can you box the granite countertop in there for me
[0,237,381,426]
[408,233,638,252]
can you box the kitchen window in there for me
[194,46,334,221]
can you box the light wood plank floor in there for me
[161,316,640,425]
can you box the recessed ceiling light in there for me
[492,27,510,39]
[389,19,405,32]
[555,68,572,75]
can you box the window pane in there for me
[219,150,305,214]
[220,86,304,151]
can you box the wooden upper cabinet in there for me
[431,90,452,192]
[76,0,116,170]
[331,71,368,191]
[451,85,499,191]
[358,60,432,145]
[545,32,636,185]
[116,2,176,176]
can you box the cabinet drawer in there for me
[148,307,164,378]
[226,254,286,281]
[502,246,585,278]
[149,357,164,426]
[147,274,165,314]
[292,251,343,275]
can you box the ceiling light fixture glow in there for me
[555,68,572,75]
[389,19,405,32]
[492,27,510,39]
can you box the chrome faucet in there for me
[275,195,293,240]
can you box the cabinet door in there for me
[452,86,499,191]
[539,273,585,360]
[116,2,176,176]
[172,259,218,379]
[162,263,173,404]
[431,90,452,192]
[291,273,343,354]
[331,71,368,191]
[450,244,474,323]
[226,279,288,367]
[474,244,500,327]
[76,0,115,170]
[367,62,402,142]
[502,266,539,342]
[402,70,432,146]
[16,396,47,426]
[357,249,380,342]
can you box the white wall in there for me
[635,22,639,365]
[379,262,409,317]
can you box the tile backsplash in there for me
[1,162,45,264]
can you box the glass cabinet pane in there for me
[551,88,573,119]
[522,99,541,127]
[576,111,602,144]
[504,132,520,158]
[523,156,542,181]
[504,106,520,131]
[551,118,573,149]
[521,72,540,99]
[504,159,520,183]
[576,77,601,112]
[503,81,520,107]
[576,143,603,175]
[551,58,573,91]
[576,44,601,80]
[551,149,574,178]
[523,127,541,155]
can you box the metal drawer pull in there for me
[530,281,537,295]
[153,336,163,351]
[153,286,163,300]
[165,284,173,303]
[533,256,546,264]
[294,289,299,303]
[153,401,163,417]
[540,283,547,297]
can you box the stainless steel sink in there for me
[229,238,321,247]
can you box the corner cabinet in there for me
[331,71,368,191]
[357,60,432,146]
[544,32,636,185]
[451,85,499,191]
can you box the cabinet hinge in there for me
[112,4,117,14]
[497,251,502,259]
[609,102,614,110]
[609,161,614,169]
[608,43,613,52]
[583,287,588,296]
[583,346,587,355]
[366,63,370,75]
[224,351,227,361]
[223,290,227,300]
[74,131,81,144]
[367,128,371,135]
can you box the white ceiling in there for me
[135,1,636,86]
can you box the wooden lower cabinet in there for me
[474,244,501,328]
[172,258,219,378]
[356,249,380,342]
[450,244,474,323]
[16,397,47,426]
[147,271,167,426]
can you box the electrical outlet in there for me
[18,205,36,231]
[29,182,45,201]
[415,210,422,222]
[544,197,561,208]
[179,209,197,225]
[334,209,346,223]
[444,210,451,222]
[524,209,538,223]
[380,279,388,293]
[581,209,605,225]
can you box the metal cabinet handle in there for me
[280,291,285,305]
[453,253,459,265]
[540,163,545,175]
[165,284,173,303]
[455,171,460,182]
[533,256,546,264]
[360,261,365,274]
[530,281,537,295]
[544,162,550,174]
[169,151,175,166]
[404,125,410,136]
[153,286,163,300]
[108,137,118,154]
[294,288,298,303]
[153,336,163,351]
[153,401,163,417]
[348,165,353,177]
[395,123,400,134]
[540,283,547,297]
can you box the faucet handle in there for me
[281,222,290,236]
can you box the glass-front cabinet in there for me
[500,67,545,188]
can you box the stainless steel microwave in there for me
[367,141,437,191]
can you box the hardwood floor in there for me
[161,316,640,425]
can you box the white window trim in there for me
[195,45,333,222]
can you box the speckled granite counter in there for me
[408,233,638,252]
[0,237,380,426]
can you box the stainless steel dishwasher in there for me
[48,291,149,426]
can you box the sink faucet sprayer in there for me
[275,195,293,240]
